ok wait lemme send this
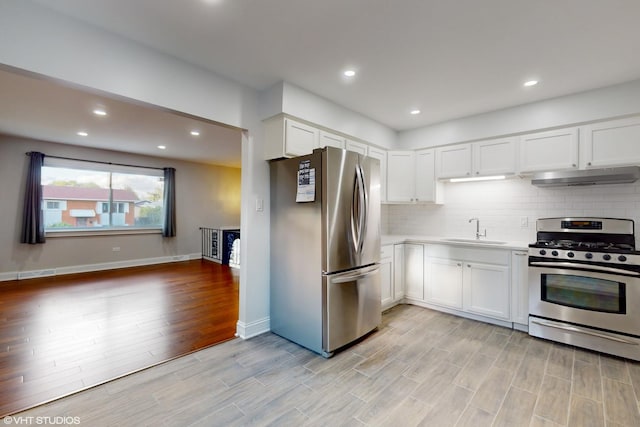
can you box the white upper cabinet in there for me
[582,116,640,168]
[415,149,443,203]
[473,138,517,176]
[265,116,319,159]
[387,151,415,203]
[367,146,387,202]
[318,130,345,149]
[519,127,579,173]
[387,150,442,203]
[435,144,472,179]
[345,139,368,155]
[436,139,516,179]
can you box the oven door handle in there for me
[529,261,640,276]
[531,319,639,345]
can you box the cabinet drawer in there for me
[426,244,509,265]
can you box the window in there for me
[41,158,165,233]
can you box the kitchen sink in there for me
[442,238,508,245]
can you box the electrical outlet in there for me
[112,247,121,252]
[520,217,528,228]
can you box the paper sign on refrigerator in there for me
[296,160,315,202]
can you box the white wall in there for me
[398,79,640,149]
[281,82,397,149]
[386,178,640,247]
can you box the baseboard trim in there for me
[1,253,202,282]
[236,317,270,339]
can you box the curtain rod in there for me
[26,151,165,171]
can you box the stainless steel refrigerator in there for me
[270,146,381,357]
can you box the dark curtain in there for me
[21,152,46,244]
[163,167,176,237]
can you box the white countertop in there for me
[381,234,529,251]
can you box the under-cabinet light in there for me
[450,175,506,183]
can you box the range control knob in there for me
[567,252,575,258]
[551,250,559,256]
[603,254,612,261]
[585,253,593,259]
[539,249,547,256]
[618,255,628,262]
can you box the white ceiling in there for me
[0,68,242,167]
[3,0,640,165]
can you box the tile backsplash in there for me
[383,176,640,244]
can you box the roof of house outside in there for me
[43,185,139,202]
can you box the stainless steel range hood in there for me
[531,166,640,187]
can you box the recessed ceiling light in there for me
[343,70,356,77]
[524,80,539,87]
[157,145,166,150]
[77,131,88,137]
[190,130,200,136]
[93,109,107,116]
[410,109,421,115]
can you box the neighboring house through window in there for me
[41,157,165,233]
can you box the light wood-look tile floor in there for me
[7,305,640,426]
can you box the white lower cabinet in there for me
[511,251,529,327]
[393,245,405,302]
[404,244,425,300]
[380,245,394,309]
[424,244,511,322]
[425,257,463,309]
[463,262,510,320]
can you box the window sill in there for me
[45,228,163,238]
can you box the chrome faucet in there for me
[469,217,487,239]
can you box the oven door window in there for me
[541,274,626,314]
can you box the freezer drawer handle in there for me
[331,266,380,283]
[531,319,638,345]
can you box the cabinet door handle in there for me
[467,264,471,268]
[457,263,462,267]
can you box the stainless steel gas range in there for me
[528,217,640,361]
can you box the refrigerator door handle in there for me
[358,163,368,254]
[350,167,360,253]
[350,163,368,254]
[329,265,380,283]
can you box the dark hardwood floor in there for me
[0,259,239,417]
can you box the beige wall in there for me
[0,134,241,276]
